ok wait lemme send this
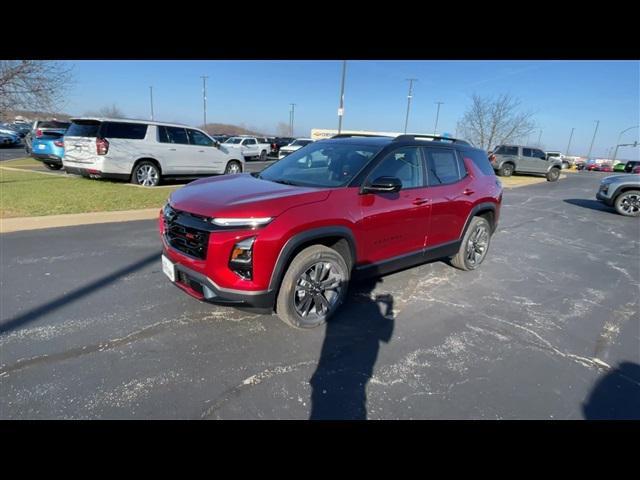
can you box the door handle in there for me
[413,198,430,206]
[198,150,205,153]
[169,148,177,151]
[463,188,475,196]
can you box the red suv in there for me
[159,134,502,328]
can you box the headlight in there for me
[211,217,273,228]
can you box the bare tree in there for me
[275,122,290,137]
[456,94,536,151]
[0,60,72,119]
[84,103,126,118]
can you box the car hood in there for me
[169,173,331,218]
[602,174,638,183]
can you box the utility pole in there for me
[433,101,444,136]
[537,129,543,146]
[337,61,347,134]
[149,86,154,121]
[403,78,418,134]
[201,75,208,130]
[289,103,296,137]
[586,120,600,160]
[565,127,575,156]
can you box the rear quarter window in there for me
[101,122,148,140]
[495,146,518,156]
[465,150,495,176]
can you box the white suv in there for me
[63,118,245,186]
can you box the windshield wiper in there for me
[271,179,301,186]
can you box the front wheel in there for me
[450,216,492,271]
[614,190,640,217]
[44,163,62,170]
[131,161,161,187]
[276,245,349,329]
[224,160,242,175]
[546,167,560,182]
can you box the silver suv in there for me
[489,145,562,181]
[63,118,245,186]
[596,174,640,217]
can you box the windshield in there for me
[258,141,382,188]
[224,137,243,144]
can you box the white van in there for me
[63,118,245,186]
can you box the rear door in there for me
[520,147,538,172]
[529,148,549,173]
[63,120,102,164]
[157,126,191,173]
[422,146,473,247]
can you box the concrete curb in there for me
[1,208,160,234]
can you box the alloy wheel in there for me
[136,165,159,186]
[466,224,489,267]
[294,261,344,321]
[619,192,640,216]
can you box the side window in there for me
[367,147,424,189]
[456,152,468,178]
[533,149,546,159]
[246,139,257,145]
[164,127,189,145]
[522,148,534,157]
[187,129,214,146]
[465,150,495,176]
[425,148,462,186]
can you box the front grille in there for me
[164,206,210,260]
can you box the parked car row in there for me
[578,160,640,173]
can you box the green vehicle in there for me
[613,163,626,172]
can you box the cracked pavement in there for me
[1,172,638,419]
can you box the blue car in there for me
[31,129,66,170]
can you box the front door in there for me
[358,146,431,264]
[242,138,259,158]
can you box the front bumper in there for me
[163,248,276,309]
[596,187,613,205]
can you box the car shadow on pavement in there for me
[582,362,640,419]
[309,278,394,420]
[563,198,615,213]
[0,251,161,335]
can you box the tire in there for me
[131,160,161,187]
[224,160,242,175]
[276,245,349,329]
[614,190,640,217]
[259,150,267,161]
[498,164,514,177]
[450,216,492,271]
[44,163,62,170]
[546,167,560,182]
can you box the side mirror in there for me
[362,176,402,194]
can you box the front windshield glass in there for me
[258,141,382,188]
[225,137,243,144]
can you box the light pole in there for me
[149,86,154,121]
[200,76,209,130]
[433,101,444,136]
[337,61,347,134]
[612,125,639,163]
[289,103,296,137]
[565,127,575,156]
[586,120,600,160]
[537,129,543,146]
[403,78,418,134]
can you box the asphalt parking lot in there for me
[1,172,638,419]
[0,145,27,162]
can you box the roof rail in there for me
[393,134,471,146]
[331,133,394,139]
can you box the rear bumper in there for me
[32,153,63,164]
[64,165,130,181]
[163,249,276,309]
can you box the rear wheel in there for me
[224,160,242,174]
[259,150,267,161]
[498,164,514,177]
[614,190,640,217]
[276,245,349,329]
[44,163,62,170]
[451,217,492,271]
[546,167,560,182]
[131,161,160,187]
